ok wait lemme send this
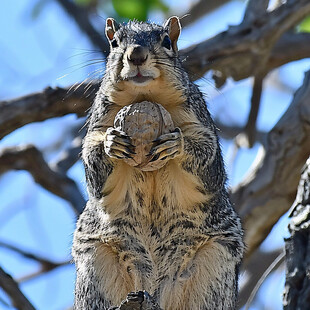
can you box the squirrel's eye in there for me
[111,39,118,48]
[162,35,171,50]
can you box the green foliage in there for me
[74,0,97,7]
[297,15,310,33]
[111,0,168,21]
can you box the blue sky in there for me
[0,1,309,309]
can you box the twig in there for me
[244,251,285,310]
[0,240,71,283]
[236,75,264,148]
[238,248,283,308]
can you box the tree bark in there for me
[283,157,310,309]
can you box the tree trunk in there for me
[283,156,310,309]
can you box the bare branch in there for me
[268,32,310,69]
[52,123,86,173]
[182,0,310,82]
[232,70,310,258]
[0,83,98,140]
[0,145,86,214]
[238,249,283,308]
[181,0,232,27]
[0,266,36,310]
[55,0,109,56]
[236,75,264,148]
[0,241,71,282]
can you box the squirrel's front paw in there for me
[148,127,184,163]
[104,127,136,160]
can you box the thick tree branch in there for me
[182,0,310,82]
[0,84,98,140]
[268,32,310,69]
[232,70,310,258]
[0,145,85,214]
[0,266,36,310]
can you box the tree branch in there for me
[0,83,98,140]
[236,75,264,148]
[0,266,36,310]
[51,122,86,174]
[215,119,267,143]
[182,0,310,82]
[180,0,232,27]
[0,145,85,214]
[55,0,109,56]
[232,70,310,258]
[242,0,270,24]
[0,241,71,282]
[238,248,283,308]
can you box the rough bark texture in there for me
[0,84,98,140]
[283,157,310,310]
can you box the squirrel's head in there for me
[103,17,186,107]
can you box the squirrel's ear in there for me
[105,18,119,41]
[164,16,181,51]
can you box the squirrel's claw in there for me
[149,127,183,163]
[104,127,135,160]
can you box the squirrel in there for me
[72,16,244,310]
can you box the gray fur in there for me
[73,18,244,310]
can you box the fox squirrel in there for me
[72,16,244,310]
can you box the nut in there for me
[114,101,174,171]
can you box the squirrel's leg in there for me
[159,239,240,310]
[73,246,110,309]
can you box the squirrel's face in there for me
[105,17,182,91]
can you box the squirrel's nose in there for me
[127,46,148,66]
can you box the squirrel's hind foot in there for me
[110,291,162,310]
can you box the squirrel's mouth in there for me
[127,72,153,85]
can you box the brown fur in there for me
[73,17,244,310]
